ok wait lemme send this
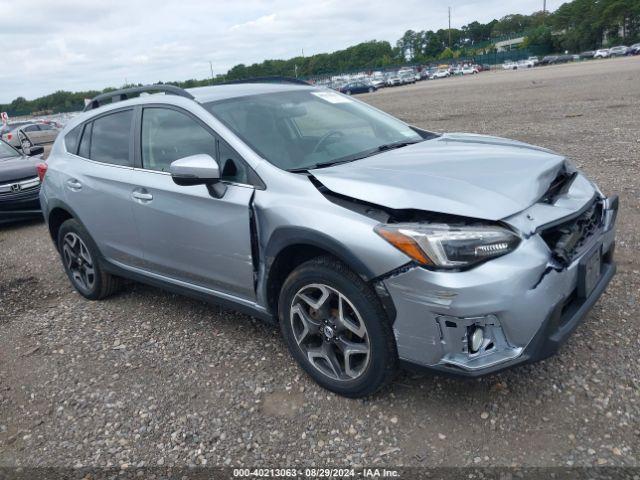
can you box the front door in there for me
[129,106,256,300]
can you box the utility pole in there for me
[209,61,214,85]
[448,7,452,49]
[543,0,546,13]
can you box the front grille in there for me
[540,199,603,264]
[0,184,40,198]
[0,176,40,198]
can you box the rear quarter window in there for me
[64,125,83,154]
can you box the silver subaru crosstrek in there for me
[39,82,618,397]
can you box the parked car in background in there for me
[0,121,29,137]
[527,56,539,65]
[0,138,44,224]
[1,122,59,150]
[502,61,517,70]
[630,43,640,55]
[461,65,478,75]
[580,51,596,59]
[608,46,629,57]
[339,81,376,95]
[40,82,618,397]
[385,74,402,86]
[431,69,450,79]
[540,55,559,65]
[594,49,610,58]
[556,54,574,63]
[370,78,386,89]
[517,59,534,69]
[399,72,416,84]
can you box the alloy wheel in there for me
[62,232,95,291]
[290,283,370,381]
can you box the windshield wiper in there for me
[288,139,423,173]
[375,139,422,152]
[288,159,355,173]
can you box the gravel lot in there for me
[1,57,639,470]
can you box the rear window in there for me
[88,110,133,166]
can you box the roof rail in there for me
[221,76,311,86]
[83,84,195,111]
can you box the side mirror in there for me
[26,145,44,156]
[169,154,226,198]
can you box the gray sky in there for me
[0,0,564,103]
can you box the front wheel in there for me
[278,256,397,397]
[368,87,374,93]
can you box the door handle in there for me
[66,179,82,191]
[131,189,153,203]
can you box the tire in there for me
[278,256,397,398]
[346,90,352,95]
[368,87,374,93]
[57,218,122,300]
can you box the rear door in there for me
[129,105,256,300]
[62,108,145,267]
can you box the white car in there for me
[431,69,450,79]
[502,61,517,70]
[528,56,539,65]
[385,75,402,86]
[517,59,535,69]
[461,66,478,75]
[608,46,629,56]
[594,49,610,58]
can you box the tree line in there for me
[2,0,639,116]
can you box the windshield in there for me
[0,140,19,159]
[205,89,423,171]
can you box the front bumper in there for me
[0,190,42,224]
[383,197,617,376]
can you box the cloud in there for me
[0,0,566,102]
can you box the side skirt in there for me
[102,259,274,323]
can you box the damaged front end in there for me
[308,164,618,375]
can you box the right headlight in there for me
[375,223,521,269]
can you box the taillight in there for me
[36,162,48,182]
[6,133,12,141]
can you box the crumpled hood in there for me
[311,133,567,220]
[0,155,40,184]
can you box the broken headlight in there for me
[375,223,521,269]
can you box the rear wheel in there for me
[278,256,397,397]
[58,219,122,300]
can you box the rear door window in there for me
[89,110,133,166]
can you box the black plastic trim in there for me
[101,260,272,322]
[84,85,194,111]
